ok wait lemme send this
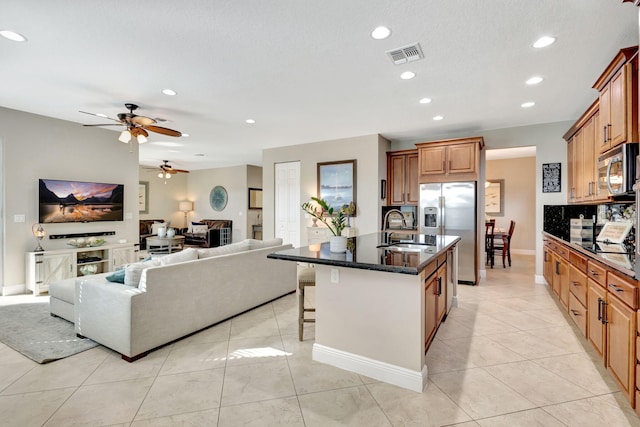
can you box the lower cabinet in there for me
[553,255,570,309]
[25,252,74,296]
[607,294,636,399]
[424,260,447,351]
[587,279,608,360]
[543,243,554,288]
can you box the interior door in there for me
[275,161,300,247]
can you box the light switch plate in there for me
[331,268,339,283]
[14,214,25,223]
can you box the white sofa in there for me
[60,239,295,361]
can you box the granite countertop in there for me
[267,232,460,275]
[543,231,635,277]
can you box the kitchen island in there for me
[268,232,460,392]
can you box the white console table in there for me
[25,242,138,296]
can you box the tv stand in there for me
[25,242,138,296]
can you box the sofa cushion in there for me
[158,247,198,266]
[106,269,125,283]
[246,238,283,250]
[197,241,250,259]
[151,222,166,235]
[187,221,206,233]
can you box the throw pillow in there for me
[187,221,205,233]
[197,241,250,258]
[191,224,209,235]
[106,269,125,283]
[123,258,160,287]
[158,247,198,266]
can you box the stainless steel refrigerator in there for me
[420,182,477,285]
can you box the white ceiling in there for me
[1,1,638,170]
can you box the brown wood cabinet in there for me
[387,150,419,205]
[424,257,447,351]
[554,255,570,309]
[415,136,484,183]
[564,101,605,204]
[593,47,638,154]
[607,293,636,399]
[588,278,608,360]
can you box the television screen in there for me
[39,179,124,223]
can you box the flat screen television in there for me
[39,179,124,223]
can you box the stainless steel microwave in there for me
[597,143,639,196]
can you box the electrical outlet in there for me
[331,268,339,283]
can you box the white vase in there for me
[157,226,167,238]
[166,228,176,238]
[329,235,347,253]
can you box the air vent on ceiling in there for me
[386,43,424,65]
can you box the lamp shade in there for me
[179,201,193,212]
[118,130,132,143]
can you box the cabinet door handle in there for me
[570,309,580,316]
[608,283,624,293]
[597,297,602,321]
[603,125,607,143]
[442,161,446,171]
[571,281,580,287]
[588,269,599,277]
[555,261,560,275]
[601,299,608,324]
[448,160,452,171]
[607,124,612,142]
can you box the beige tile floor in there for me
[1,254,640,426]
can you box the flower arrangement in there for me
[301,197,346,236]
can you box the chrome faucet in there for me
[382,209,406,243]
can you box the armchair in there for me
[139,219,166,250]
[183,219,232,247]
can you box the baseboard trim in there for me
[312,343,427,392]
[2,284,26,296]
[534,274,547,285]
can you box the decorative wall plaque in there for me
[542,163,561,193]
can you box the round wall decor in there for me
[209,186,228,211]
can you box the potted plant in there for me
[301,197,347,252]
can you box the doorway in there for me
[274,161,301,247]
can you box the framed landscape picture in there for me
[139,181,149,214]
[317,159,357,213]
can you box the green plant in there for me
[301,197,346,236]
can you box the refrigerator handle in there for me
[439,196,445,230]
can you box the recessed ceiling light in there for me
[0,30,27,42]
[526,76,543,85]
[195,153,205,157]
[246,119,256,124]
[371,26,391,40]
[533,36,556,48]
[181,133,189,137]
[419,97,432,104]
[96,113,108,118]
[433,115,444,121]
[521,101,536,108]
[400,71,416,80]
[162,88,177,96]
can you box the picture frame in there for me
[317,159,357,214]
[485,179,504,216]
[542,162,561,193]
[139,181,149,214]
[248,187,263,209]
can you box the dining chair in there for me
[485,221,495,268]
[493,220,516,268]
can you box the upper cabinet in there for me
[593,46,638,154]
[387,149,419,205]
[415,136,484,183]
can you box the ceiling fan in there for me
[80,103,182,144]
[145,160,190,183]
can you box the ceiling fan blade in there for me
[173,169,190,173]
[145,125,182,137]
[130,115,156,126]
[79,111,121,122]
[82,123,123,127]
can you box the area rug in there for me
[0,303,98,363]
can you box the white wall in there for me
[139,166,189,229]
[0,107,139,289]
[187,165,249,242]
[262,134,389,246]
[486,156,536,253]
[392,120,573,278]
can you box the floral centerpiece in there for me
[301,197,347,252]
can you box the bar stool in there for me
[298,266,316,341]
